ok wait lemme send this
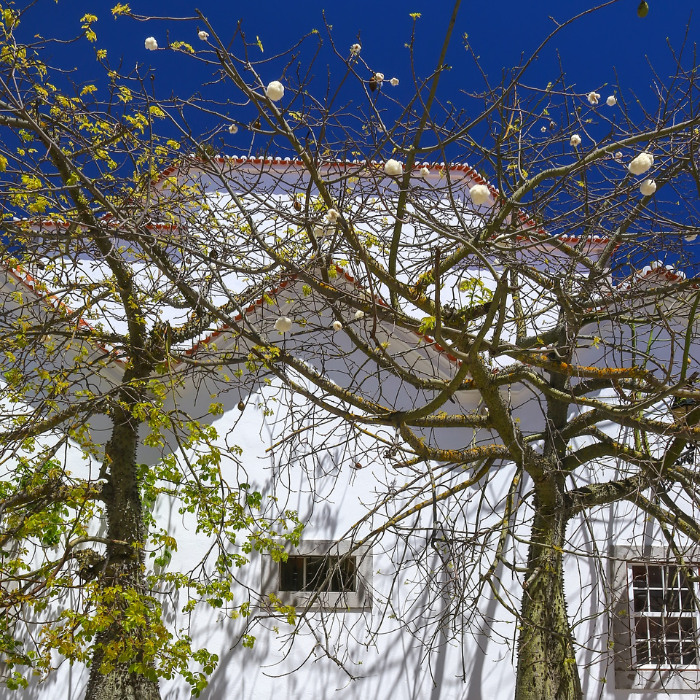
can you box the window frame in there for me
[611,545,700,691]
[261,540,372,612]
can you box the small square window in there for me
[611,546,700,691]
[261,540,371,611]
[629,564,699,668]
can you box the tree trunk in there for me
[85,665,160,700]
[515,490,582,700]
[83,399,161,700]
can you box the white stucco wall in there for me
[4,160,700,700]
[13,349,700,700]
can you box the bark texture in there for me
[85,666,160,700]
[515,488,582,700]
[84,393,161,700]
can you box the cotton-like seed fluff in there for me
[265,81,285,102]
[470,184,491,206]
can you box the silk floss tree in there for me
[0,3,699,700]
[160,6,700,700]
[0,8,303,700]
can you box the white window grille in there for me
[628,564,698,667]
[611,545,700,691]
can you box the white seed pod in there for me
[332,320,343,331]
[350,43,361,54]
[384,159,403,177]
[639,178,657,196]
[390,77,399,87]
[198,31,209,41]
[326,209,340,223]
[570,134,582,147]
[420,166,430,179]
[628,152,654,175]
[265,80,285,102]
[354,310,365,320]
[144,37,158,51]
[606,95,616,106]
[614,151,623,162]
[374,72,385,83]
[228,124,239,134]
[469,184,491,206]
[274,316,293,333]
[587,91,600,105]
[685,234,698,242]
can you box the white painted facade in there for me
[4,159,700,699]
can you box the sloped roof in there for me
[155,155,612,252]
[1,259,462,380]
[7,156,677,383]
[184,263,461,366]
[622,262,693,287]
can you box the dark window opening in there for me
[279,555,356,592]
[630,564,699,667]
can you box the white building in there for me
[3,157,699,700]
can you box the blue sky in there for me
[24,0,696,116]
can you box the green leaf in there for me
[418,316,436,334]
